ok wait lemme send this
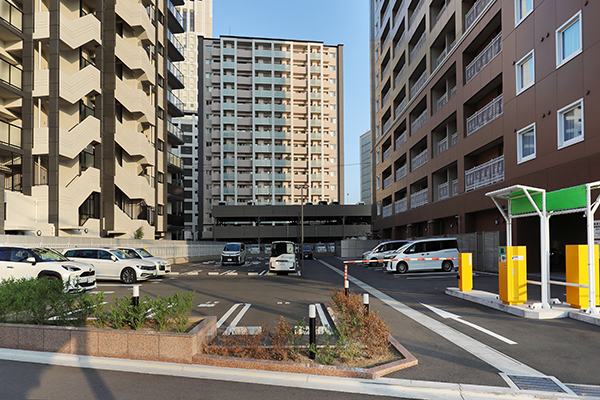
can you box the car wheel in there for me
[120,267,137,284]
[396,262,408,274]
[442,261,453,272]
[39,274,60,282]
[370,258,379,267]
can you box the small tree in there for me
[134,226,144,239]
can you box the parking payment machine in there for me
[498,246,527,305]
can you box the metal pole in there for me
[301,186,305,274]
[132,285,140,307]
[308,304,316,360]
[586,184,598,313]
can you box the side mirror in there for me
[27,257,36,264]
[111,255,118,262]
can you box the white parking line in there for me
[219,270,235,276]
[224,304,251,335]
[216,303,242,329]
[259,270,268,276]
[315,303,332,332]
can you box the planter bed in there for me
[0,316,217,364]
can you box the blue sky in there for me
[212,0,370,204]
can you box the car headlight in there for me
[62,265,80,272]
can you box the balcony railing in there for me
[0,0,22,31]
[0,58,22,89]
[465,32,502,83]
[383,203,393,218]
[409,0,425,27]
[383,146,392,162]
[466,94,503,136]
[451,132,458,146]
[436,92,448,111]
[395,98,407,119]
[383,118,392,134]
[434,1,448,27]
[465,155,504,192]
[0,119,21,148]
[409,31,426,63]
[465,0,492,30]
[410,70,427,98]
[438,182,449,200]
[411,149,428,171]
[410,188,428,208]
[167,120,183,141]
[167,90,184,112]
[383,175,392,189]
[393,32,406,58]
[395,164,407,181]
[167,30,184,57]
[382,61,390,78]
[435,48,447,68]
[450,86,457,98]
[411,109,427,134]
[167,151,182,168]
[437,137,448,155]
[167,59,183,83]
[167,0,183,29]
[79,100,94,122]
[395,130,406,150]
[395,198,407,214]
[394,64,406,88]
[452,179,458,196]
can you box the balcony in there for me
[394,65,406,88]
[383,91,391,107]
[167,152,182,169]
[437,137,448,155]
[167,30,184,61]
[411,109,427,134]
[451,132,458,146]
[409,32,426,64]
[115,164,154,204]
[465,155,504,192]
[1,0,22,31]
[167,214,184,227]
[465,0,492,30]
[395,131,406,150]
[433,1,448,28]
[0,58,22,89]
[452,179,458,196]
[395,98,407,120]
[0,120,21,148]
[383,147,392,162]
[167,182,184,198]
[395,198,407,213]
[436,93,448,112]
[167,60,184,89]
[34,66,101,105]
[466,94,503,136]
[395,164,407,181]
[114,0,155,44]
[167,90,184,117]
[115,36,154,85]
[465,33,502,83]
[167,120,184,144]
[383,118,392,135]
[383,175,393,190]
[393,32,406,58]
[438,182,449,200]
[409,0,426,27]
[167,0,184,33]
[411,149,428,171]
[410,70,427,98]
[410,188,428,208]
[382,204,393,218]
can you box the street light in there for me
[299,185,308,274]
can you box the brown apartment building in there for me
[370,0,600,268]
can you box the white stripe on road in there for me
[315,303,332,332]
[216,303,242,329]
[224,304,251,335]
[318,259,545,377]
[259,270,268,275]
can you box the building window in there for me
[331,144,336,150]
[330,104,336,110]
[515,0,533,26]
[158,75,164,87]
[330,131,337,136]
[376,124,380,138]
[330,52,336,58]
[375,73,379,87]
[206,86,213,92]
[557,98,584,149]
[158,205,164,215]
[331,158,337,163]
[377,176,380,189]
[331,185,336,190]
[206,114,212,119]
[206,59,212,65]
[330,91,336,97]
[205,72,212,78]
[377,201,381,215]
[556,11,582,67]
[331,171,336,177]
[206,128,212,133]
[330,66,336,72]
[157,107,164,119]
[376,150,380,164]
[157,172,164,183]
[517,123,536,163]
[206,45,212,52]
[516,50,534,94]
[330,78,336,84]
[376,99,380,112]
[331,118,337,123]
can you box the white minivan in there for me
[384,238,459,274]
[362,240,412,266]
[269,241,298,275]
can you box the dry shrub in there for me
[205,323,270,359]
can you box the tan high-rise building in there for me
[0,0,186,238]
[370,0,600,266]
[198,36,345,239]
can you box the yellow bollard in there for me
[566,245,600,309]
[458,253,473,291]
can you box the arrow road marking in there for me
[421,303,517,345]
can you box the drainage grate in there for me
[566,384,600,397]
[508,375,566,393]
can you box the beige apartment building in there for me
[0,0,186,238]
[198,36,344,239]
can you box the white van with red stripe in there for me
[384,238,459,274]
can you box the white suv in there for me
[63,247,157,284]
[0,247,96,291]
[118,247,171,277]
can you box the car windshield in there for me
[119,249,141,258]
[394,243,412,253]
[111,249,130,259]
[136,248,154,257]
[30,248,69,262]
[303,246,312,251]
[272,242,294,257]
[224,243,241,252]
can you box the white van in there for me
[221,243,247,265]
[384,238,459,273]
[362,240,412,266]
[269,241,298,274]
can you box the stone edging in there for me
[0,316,217,364]
[191,334,417,379]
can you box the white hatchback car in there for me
[63,247,157,284]
[0,247,96,291]
[118,247,171,277]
